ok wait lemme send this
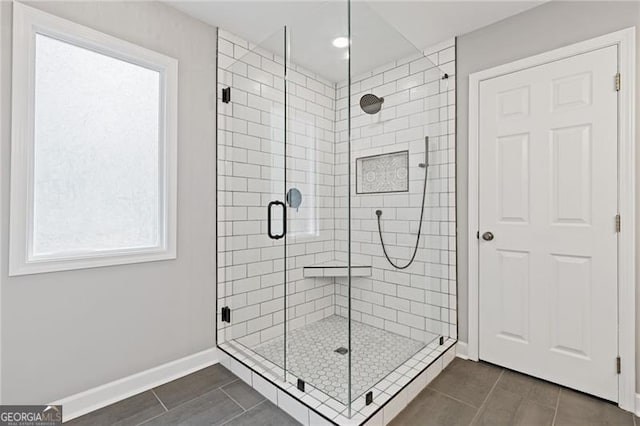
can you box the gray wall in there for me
[0,1,217,403]
[456,1,640,383]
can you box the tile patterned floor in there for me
[252,315,432,404]
[66,357,639,426]
[66,364,298,426]
[391,358,638,426]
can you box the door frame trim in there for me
[467,27,636,411]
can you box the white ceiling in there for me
[169,1,544,82]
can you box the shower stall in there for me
[216,2,457,423]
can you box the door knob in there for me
[482,232,494,241]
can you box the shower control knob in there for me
[482,232,494,241]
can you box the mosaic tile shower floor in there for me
[252,315,437,404]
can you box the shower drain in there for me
[334,347,348,355]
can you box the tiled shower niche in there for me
[356,151,410,194]
[216,10,457,423]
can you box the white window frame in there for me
[9,3,178,276]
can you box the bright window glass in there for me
[32,34,162,258]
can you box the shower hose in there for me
[376,137,429,270]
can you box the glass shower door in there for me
[217,28,289,380]
[279,0,354,410]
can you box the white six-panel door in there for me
[478,46,619,401]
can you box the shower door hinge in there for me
[615,214,621,233]
[222,87,231,103]
[615,73,621,91]
[221,306,231,323]
[616,356,621,374]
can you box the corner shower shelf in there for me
[303,261,372,278]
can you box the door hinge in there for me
[222,87,231,103]
[615,73,621,91]
[221,306,231,323]
[616,356,621,374]
[615,214,621,233]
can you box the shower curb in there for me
[217,339,457,425]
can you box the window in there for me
[10,4,178,275]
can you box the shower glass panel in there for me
[217,0,456,418]
[345,2,451,408]
[282,0,352,407]
[217,28,287,380]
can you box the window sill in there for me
[9,248,177,276]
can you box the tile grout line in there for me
[151,389,169,412]
[219,400,268,426]
[551,388,561,426]
[135,390,177,426]
[220,385,251,412]
[138,376,243,426]
[136,411,167,426]
[467,369,505,425]
[149,374,239,418]
[242,398,267,413]
[426,386,481,410]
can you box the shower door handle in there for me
[267,200,286,240]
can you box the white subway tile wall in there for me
[333,40,457,342]
[218,29,338,351]
[217,28,457,380]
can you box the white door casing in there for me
[468,27,635,411]
[479,46,618,401]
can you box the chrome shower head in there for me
[360,94,384,114]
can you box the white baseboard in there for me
[635,393,640,417]
[455,341,469,360]
[50,348,219,422]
